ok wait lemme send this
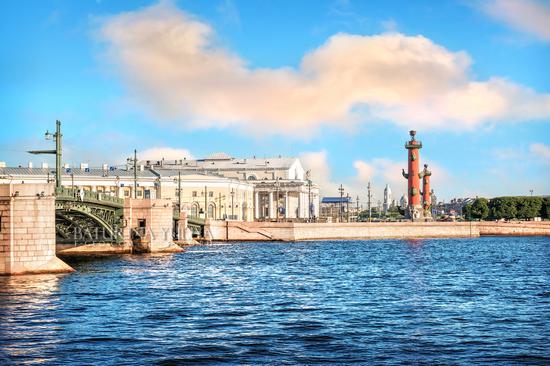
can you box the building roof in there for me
[322,197,352,204]
[0,167,158,178]
[144,155,299,171]
[151,168,227,179]
[205,152,232,160]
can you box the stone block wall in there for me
[0,183,73,275]
[479,221,550,236]
[204,220,480,242]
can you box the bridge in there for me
[55,188,206,245]
[55,187,124,244]
[173,209,205,238]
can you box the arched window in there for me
[247,175,257,180]
[191,203,199,218]
[208,203,215,219]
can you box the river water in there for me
[0,237,549,365]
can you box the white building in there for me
[0,153,321,222]
[0,162,255,221]
[383,184,392,214]
[144,153,320,220]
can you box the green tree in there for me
[470,198,489,220]
[387,206,404,219]
[489,197,517,220]
[541,197,550,219]
[516,197,542,220]
[463,203,473,220]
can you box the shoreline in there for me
[204,220,550,242]
[54,221,550,256]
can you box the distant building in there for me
[320,196,352,222]
[383,184,392,214]
[435,197,475,217]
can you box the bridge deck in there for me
[55,187,124,208]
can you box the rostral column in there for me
[402,130,430,220]
[420,163,432,218]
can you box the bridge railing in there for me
[55,187,124,207]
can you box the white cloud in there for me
[139,147,194,161]
[99,1,550,137]
[481,0,550,41]
[353,160,374,182]
[300,150,344,196]
[530,142,550,162]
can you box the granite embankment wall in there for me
[479,221,550,236]
[205,221,480,241]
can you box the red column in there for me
[404,131,422,207]
[422,164,431,210]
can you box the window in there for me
[209,191,213,197]
[137,189,143,197]
[208,204,215,218]
[192,191,197,197]
[191,204,199,217]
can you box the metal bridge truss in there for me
[55,188,124,244]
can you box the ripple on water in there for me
[0,236,549,365]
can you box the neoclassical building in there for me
[0,153,320,222]
[0,162,254,221]
[144,153,320,220]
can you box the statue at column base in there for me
[405,204,433,221]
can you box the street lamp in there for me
[367,182,372,222]
[346,193,350,222]
[126,149,138,199]
[28,120,62,190]
[356,195,360,222]
[338,184,345,222]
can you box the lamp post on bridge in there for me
[126,150,138,199]
[27,120,62,190]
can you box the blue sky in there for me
[1,0,549,201]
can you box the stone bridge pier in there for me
[0,183,73,275]
[123,198,183,253]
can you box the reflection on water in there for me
[0,237,549,365]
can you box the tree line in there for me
[463,196,550,220]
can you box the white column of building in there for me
[296,191,301,219]
[284,191,289,218]
[268,191,274,218]
[254,191,260,219]
[304,191,309,218]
